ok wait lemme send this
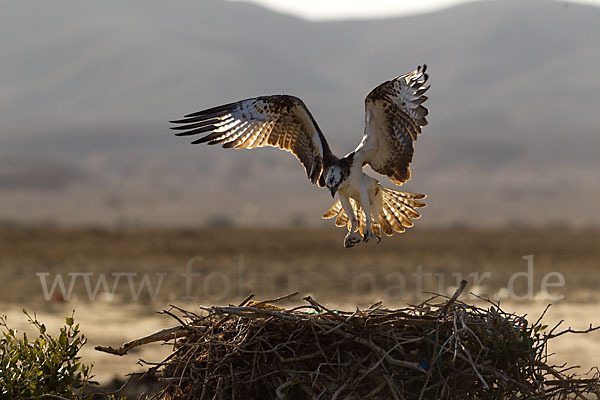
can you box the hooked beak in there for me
[330,187,337,198]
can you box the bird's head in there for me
[325,165,344,198]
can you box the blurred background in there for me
[2,0,600,228]
[1,0,599,387]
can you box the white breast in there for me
[338,169,376,202]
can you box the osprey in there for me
[171,65,429,248]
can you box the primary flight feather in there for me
[171,65,430,248]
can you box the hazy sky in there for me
[231,0,600,20]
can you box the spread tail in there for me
[322,187,426,236]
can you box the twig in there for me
[441,279,467,314]
[95,326,189,356]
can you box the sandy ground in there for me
[1,227,599,384]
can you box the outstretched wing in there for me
[171,95,331,186]
[354,65,429,186]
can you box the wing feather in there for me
[171,95,331,186]
[355,65,430,186]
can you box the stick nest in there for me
[98,283,600,399]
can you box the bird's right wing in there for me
[171,95,332,187]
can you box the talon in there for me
[363,230,381,244]
[344,233,361,248]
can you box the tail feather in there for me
[322,187,426,237]
[385,190,425,217]
[384,195,419,223]
[378,214,394,236]
[383,202,406,233]
[322,202,342,219]
[394,191,426,200]
[388,192,427,209]
[335,208,348,227]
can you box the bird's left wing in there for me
[354,65,429,186]
[171,95,331,187]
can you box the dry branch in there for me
[95,326,189,356]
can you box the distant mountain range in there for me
[1,0,599,227]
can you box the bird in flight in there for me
[171,65,429,248]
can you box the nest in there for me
[97,282,600,399]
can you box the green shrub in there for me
[0,310,95,399]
